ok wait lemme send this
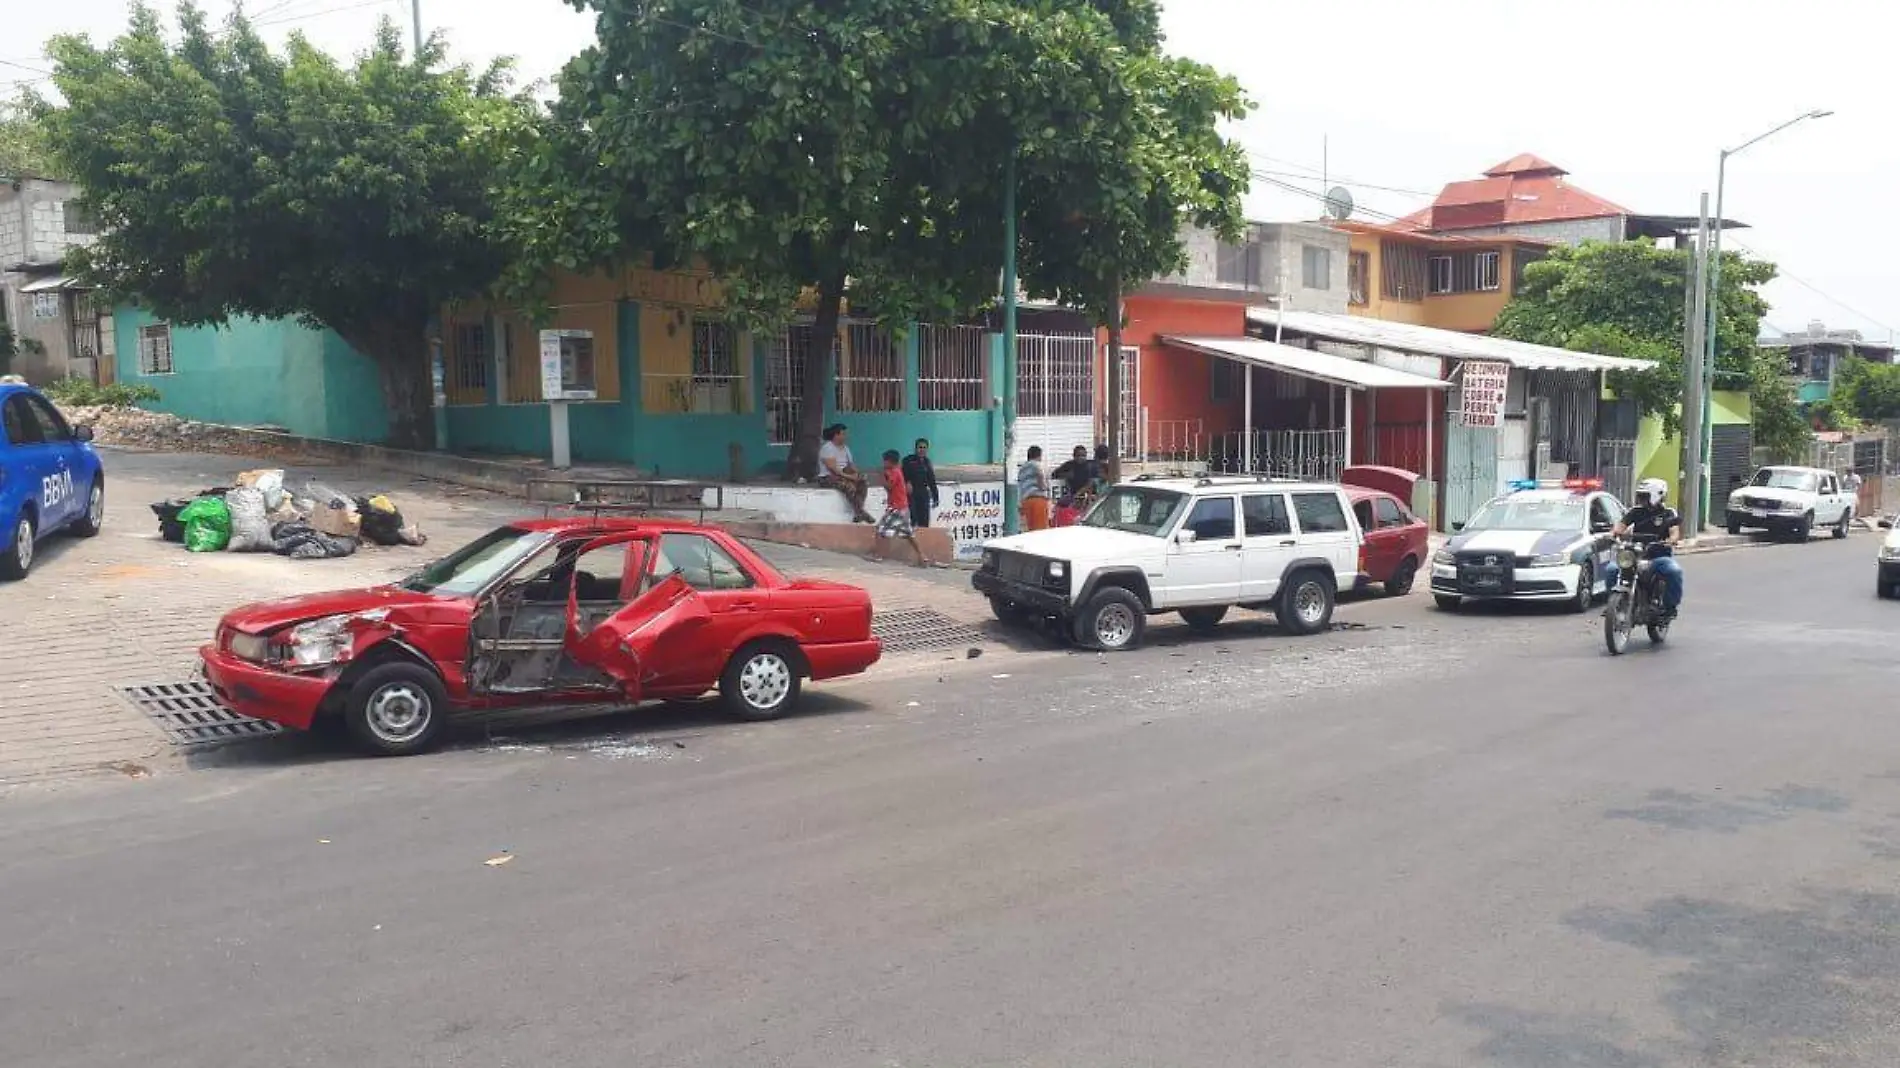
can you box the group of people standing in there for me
[1016,444,1112,531]
[816,423,942,566]
[814,424,1114,553]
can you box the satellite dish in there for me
[1322,185,1354,220]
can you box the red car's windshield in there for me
[399,526,554,596]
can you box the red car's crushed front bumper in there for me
[200,645,334,731]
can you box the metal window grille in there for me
[836,321,902,412]
[449,321,489,403]
[1476,250,1501,291]
[650,317,745,414]
[1116,345,1141,459]
[1017,334,1094,417]
[138,323,173,375]
[766,325,817,446]
[917,324,987,411]
[1348,251,1370,305]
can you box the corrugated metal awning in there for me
[17,275,75,293]
[1162,336,1451,391]
[1245,308,1655,372]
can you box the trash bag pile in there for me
[148,468,428,559]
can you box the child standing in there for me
[871,449,927,566]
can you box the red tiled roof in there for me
[1484,153,1567,178]
[1405,154,1630,232]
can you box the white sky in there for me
[5,0,1883,340]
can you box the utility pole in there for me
[1682,193,1710,534]
[412,0,424,56]
[1001,152,1021,535]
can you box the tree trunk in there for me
[1102,272,1125,483]
[789,269,848,481]
[340,319,435,452]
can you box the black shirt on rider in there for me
[1621,503,1681,542]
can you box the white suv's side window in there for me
[1183,496,1238,541]
[1242,493,1292,537]
[1289,492,1351,534]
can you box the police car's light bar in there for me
[1508,477,1604,492]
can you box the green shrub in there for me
[42,378,162,408]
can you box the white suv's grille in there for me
[995,551,1055,587]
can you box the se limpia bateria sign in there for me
[1459,360,1510,428]
[936,482,1005,562]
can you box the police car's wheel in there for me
[1570,561,1594,613]
[0,511,32,581]
[71,479,104,538]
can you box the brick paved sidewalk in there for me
[0,448,993,786]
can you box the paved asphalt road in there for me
[7,534,1900,1067]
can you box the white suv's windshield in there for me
[1464,498,1585,533]
[1750,468,1818,492]
[1082,487,1190,536]
[400,526,554,595]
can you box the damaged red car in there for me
[200,519,884,756]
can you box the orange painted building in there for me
[1332,219,1548,335]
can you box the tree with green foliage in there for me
[1011,44,1249,467]
[1492,240,1801,456]
[39,2,534,448]
[527,0,1247,476]
[0,97,60,179]
[1828,356,1900,425]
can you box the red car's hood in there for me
[221,586,453,635]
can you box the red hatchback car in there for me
[1341,466,1431,596]
[200,519,883,755]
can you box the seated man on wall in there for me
[817,423,873,524]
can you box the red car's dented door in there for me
[565,573,713,694]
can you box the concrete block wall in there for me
[1448,217,1625,248]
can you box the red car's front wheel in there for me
[343,662,450,756]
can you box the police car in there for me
[0,379,106,580]
[1430,478,1625,613]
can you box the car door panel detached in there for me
[1240,492,1298,601]
[649,532,773,684]
[1163,494,1243,607]
[568,574,713,692]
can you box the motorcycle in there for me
[1602,532,1674,655]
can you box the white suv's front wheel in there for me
[1073,587,1146,652]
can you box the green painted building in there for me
[113,307,390,442]
[109,261,1071,478]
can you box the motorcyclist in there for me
[1607,477,1684,619]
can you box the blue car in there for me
[0,380,106,579]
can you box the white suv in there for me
[1724,465,1856,541]
[973,476,1365,651]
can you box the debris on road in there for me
[484,853,514,867]
[143,471,426,562]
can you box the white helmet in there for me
[1635,478,1668,506]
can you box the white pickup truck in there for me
[1724,465,1856,541]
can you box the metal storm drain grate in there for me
[872,607,988,654]
[118,681,284,747]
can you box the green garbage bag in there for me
[177,496,232,553]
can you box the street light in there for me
[1696,108,1832,526]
